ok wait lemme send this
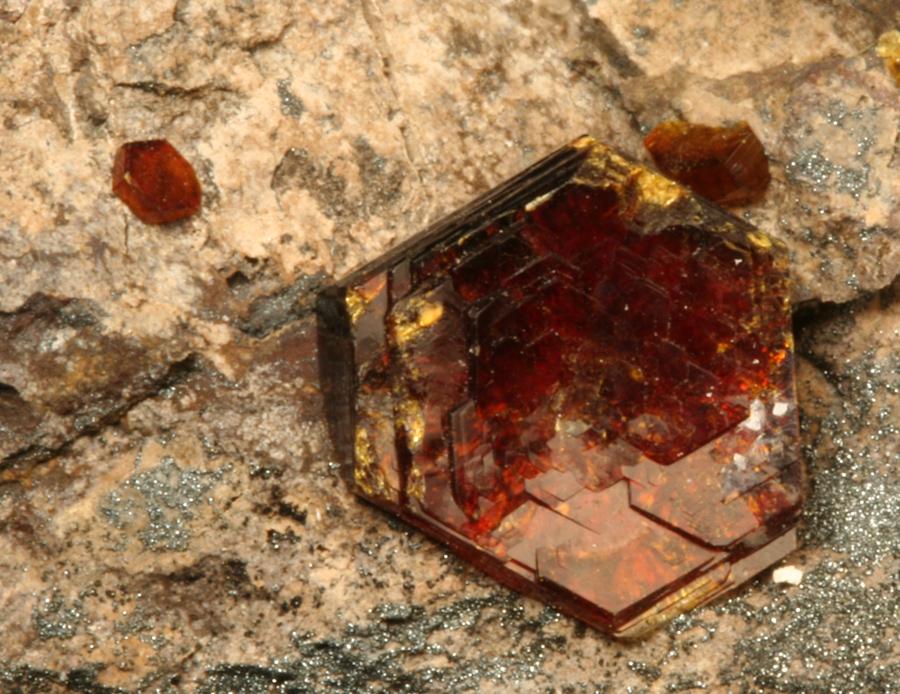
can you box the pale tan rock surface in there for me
[0,1,898,692]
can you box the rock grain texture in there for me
[0,1,898,692]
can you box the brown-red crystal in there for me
[112,140,202,224]
[318,137,802,637]
[643,121,771,207]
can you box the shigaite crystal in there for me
[643,121,771,207]
[317,137,802,637]
[112,140,202,224]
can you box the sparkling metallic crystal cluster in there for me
[317,136,803,637]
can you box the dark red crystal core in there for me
[318,137,802,637]
[643,121,771,207]
[112,140,202,224]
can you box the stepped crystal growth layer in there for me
[317,137,802,637]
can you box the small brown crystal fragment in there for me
[318,137,802,638]
[112,140,202,224]
[643,121,770,206]
[876,30,900,87]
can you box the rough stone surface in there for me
[0,0,897,691]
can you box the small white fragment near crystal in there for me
[773,565,804,585]
[744,399,766,431]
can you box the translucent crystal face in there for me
[112,139,202,225]
[318,137,802,637]
[643,120,771,207]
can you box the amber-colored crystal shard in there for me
[112,140,202,224]
[876,30,900,87]
[643,121,771,207]
[318,137,802,637]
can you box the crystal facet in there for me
[318,137,802,637]
[643,121,771,207]
[112,140,202,224]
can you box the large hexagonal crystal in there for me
[317,137,802,637]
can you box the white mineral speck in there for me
[744,399,766,431]
[773,565,804,585]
